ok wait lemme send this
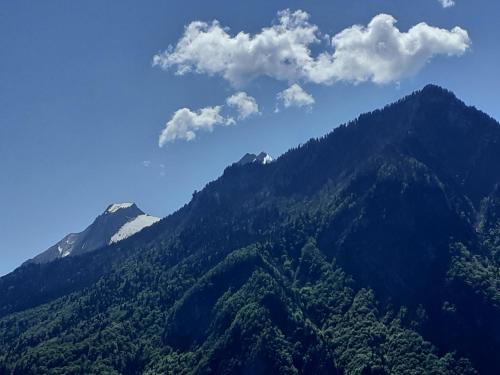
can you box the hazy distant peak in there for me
[257,152,274,164]
[237,152,273,166]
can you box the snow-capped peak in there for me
[28,203,160,265]
[237,152,273,166]
[106,202,134,213]
[259,152,273,164]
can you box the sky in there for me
[1,0,499,276]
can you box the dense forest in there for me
[1,85,500,374]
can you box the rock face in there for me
[27,203,160,264]
[237,152,273,165]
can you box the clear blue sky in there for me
[1,0,499,275]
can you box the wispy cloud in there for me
[226,92,259,119]
[159,92,259,146]
[153,10,470,87]
[276,84,315,111]
[438,0,455,8]
[159,106,224,146]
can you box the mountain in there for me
[1,85,500,374]
[27,203,160,264]
[236,151,273,165]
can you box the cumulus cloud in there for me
[277,84,315,110]
[159,106,224,146]
[153,9,318,87]
[317,14,469,84]
[159,92,259,145]
[226,92,259,119]
[153,10,470,86]
[438,0,455,8]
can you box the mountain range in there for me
[1,85,500,374]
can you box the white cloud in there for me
[153,9,318,87]
[315,14,469,84]
[225,117,236,126]
[438,0,455,8]
[159,106,224,146]
[159,92,259,145]
[153,10,470,86]
[226,92,259,119]
[277,84,315,110]
[142,160,151,167]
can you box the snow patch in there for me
[58,245,71,257]
[57,234,76,257]
[107,203,133,213]
[237,152,273,166]
[261,154,273,164]
[109,215,160,244]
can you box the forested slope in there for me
[1,85,500,374]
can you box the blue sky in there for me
[1,0,499,275]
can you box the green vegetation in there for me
[1,85,500,374]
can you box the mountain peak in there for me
[106,202,136,214]
[420,83,448,92]
[27,202,159,264]
[237,152,273,166]
[415,84,458,102]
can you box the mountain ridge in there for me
[1,85,500,374]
